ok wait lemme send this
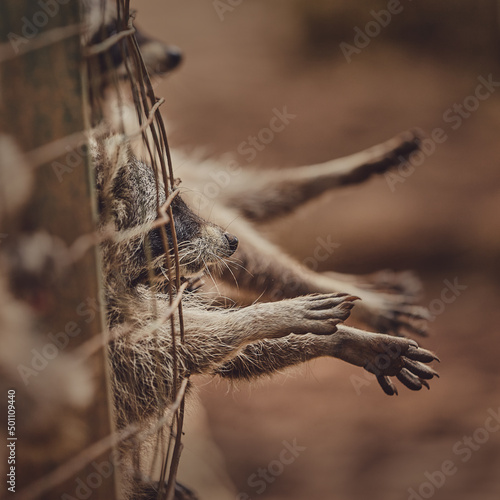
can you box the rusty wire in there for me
[11,2,188,497]
[16,379,190,500]
[87,1,188,499]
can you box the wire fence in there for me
[0,1,188,499]
[89,3,189,497]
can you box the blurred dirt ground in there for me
[139,2,500,499]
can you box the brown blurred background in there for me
[139,2,500,499]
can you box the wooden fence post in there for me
[0,1,118,498]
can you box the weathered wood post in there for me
[0,1,118,498]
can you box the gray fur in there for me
[93,131,439,428]
[178,131,431,337]
[85,6,439,497]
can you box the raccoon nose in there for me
[165,46,182,71]
[224,233,239,255]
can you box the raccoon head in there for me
[148,195,239,276]
[91,133,238,284]
[84,1,182,90]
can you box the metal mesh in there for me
[0,1,188,498]
[86,1,188,498]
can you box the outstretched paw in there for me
[372,341,439,395]
[323,269,428,336]
[350,269,423,298]
[231,293,359,341]
[352,288,430,337]
[335,325,439,395]
[290,293,359,335]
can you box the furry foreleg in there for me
[111,292,355,422]
[213,334,334,379]
[214,324,439,395]
[223,130,420,221]
[220,225,430,337]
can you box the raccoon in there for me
[83,4,439,498]
[92,131,438,499]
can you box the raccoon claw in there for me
[324,269,423,300]
[358,291,431,337]
[403,358,439,380]
[396,368,428,391]
[371,338,439,395]
[300,293,358,332]
[363,269,423,299]
[377,375,398,396]
[323,270,429,336]
[406,345,440,363]
[335,326,439,395]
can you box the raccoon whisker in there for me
[175,240,195,250]
[222,214,243,233]
[207,200,216,222]
[185,246,203,268]
[251,289,269,306]
[204,249,222,270]
[177,249,199,264]
[224,257,253,277]
[214,252,240,291]
[177,245,201,263]
[179,256,199,266]
[177,244,197,255]
[201,254,224,297]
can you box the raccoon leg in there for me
[321,269,423,299]
[223,130,420,221]
[213,325,439,395]
[111,293,355,420]
[217,224,430,337]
